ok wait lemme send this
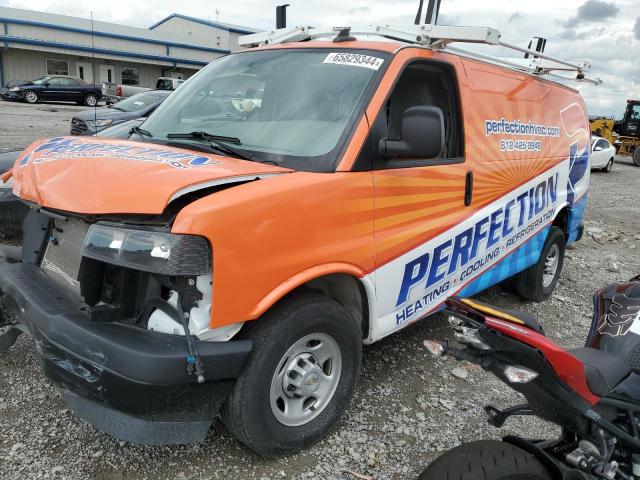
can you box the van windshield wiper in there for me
[166,131,254,162]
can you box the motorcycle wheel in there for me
[419,440,552,480]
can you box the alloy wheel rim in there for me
[25,92,37,102]
[542,244,560,288]
[269,332,342,427]
[87,96,97,106]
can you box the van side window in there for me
[371,61,464,170]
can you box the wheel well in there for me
[552,207,568,240]
[297,274,369,339]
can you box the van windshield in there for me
[141,49,388,171]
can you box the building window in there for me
[46,59,69,75]
[121,67,140,86]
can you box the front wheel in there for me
[633,148,640,167]
[602,158,614,172]
[419,440,553,480]
[514,226,565,302]
[23,90,39,104]
[84,94,98,106]
[221,292,362,457]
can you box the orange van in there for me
[0,26,591,456]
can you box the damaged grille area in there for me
[70,118,88,135]
[41,217,90,293]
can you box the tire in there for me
[633,148,640,167]
[514,226,565,302]
[601,158,613,172]
[23,90,39,104]
[221,292,362,457]
[84,94,98,107]
[419,440,553,480]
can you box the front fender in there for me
[250,262,377,322]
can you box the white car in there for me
[591,137,616,172]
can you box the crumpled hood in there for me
[12,136,291,214]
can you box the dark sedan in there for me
[9,75,102,106]
[70,90,171,135]
[0,80,28,101]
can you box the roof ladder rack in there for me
[239,24,601,85]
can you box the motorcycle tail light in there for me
[504,365,538,383]
[454,326,491,351]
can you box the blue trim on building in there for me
[1,21,6,86]
[0,35,210,66]
[149,13,256,35]
[0,49,4,86]
[0,17,231,54]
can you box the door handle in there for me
[464,171,473,206]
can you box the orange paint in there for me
[10,41,589,335]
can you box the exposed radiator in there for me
[41,217,90,292]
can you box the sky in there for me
[2,0,639,117]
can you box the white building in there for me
[0,7,256,88]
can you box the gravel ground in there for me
[1,100,640,479]
[0,101,88,154]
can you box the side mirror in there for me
[594,146,603,152]
[380,106,445,159]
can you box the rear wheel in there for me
[221,292,362,457]
[84,94,98,107]
[601,158,614,172]
[514,226,565,301]
[23,90,39,104]
[419,440,553,480]
[633,148,640,167]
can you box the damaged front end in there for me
[0,207,251,445]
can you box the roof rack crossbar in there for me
[239,23,601,85]
[497,40,583,71]
[446,46,601,85]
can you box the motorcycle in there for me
[420,276,640,480]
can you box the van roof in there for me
[240,24,599,91]
[248,40,582,94]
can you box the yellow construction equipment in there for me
[591,99,640,166]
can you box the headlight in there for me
[82,223,211,275]
[87,119,113,127]
[9,87,20,92]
